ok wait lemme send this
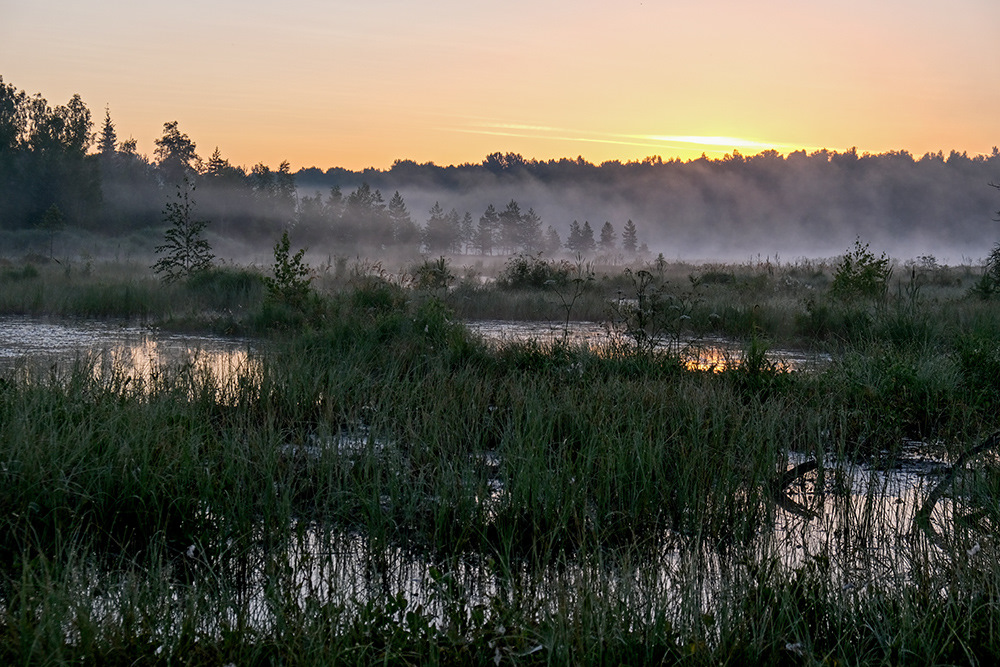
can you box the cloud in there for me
[449,121,816,156]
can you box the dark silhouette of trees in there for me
[622,219,638,254]
[97,107,117,158]
[580,221,595,253]
[154,121,198,185]
[599,221,616,254]
[499,200,523,254]
[388,190,420,247]
[459,211,474,253]
[474,204,499,255]
[543,225,561,255]
[423,202,459,254]
[152,177,214,282]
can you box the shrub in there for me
[413,256,454,290]
[496,253,570,290]
[829,237,892,301]
[969,242,1000,298]
[264,230,312,309]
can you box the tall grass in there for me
[0,260,999,662]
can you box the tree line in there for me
[3,75,998,262]
[0,77,646,258]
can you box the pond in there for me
[466,319,832,371]
[0,316,254,384]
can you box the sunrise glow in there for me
[2,0,997,170]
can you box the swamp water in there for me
[466,319,832,372]
[0,316,989,651]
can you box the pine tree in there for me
[499,200,522,254]
[388,191,419,247]
[460,211,474,253]
[566,220,583,253]
[520,207,543,252]
[580,221,596,253]
[97,106,117,157]
[599,221,616,253]
[622,219,638,254]
[423,202,459,254]
[543,225,561,255]
[474,204,499,255]
[152,177,214,282]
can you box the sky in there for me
[1,0,997,171]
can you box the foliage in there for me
[264,230,312,308]
[496,253,571,290]
[621,219,639,254]
[412,255,454,290]
[969,242,1000,298]
[151,178,214,283]
[829,237,892,300]
[548,255,595,337]
[610,267,695,355]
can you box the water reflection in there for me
[466,320,830,372]
[0,316,254,389]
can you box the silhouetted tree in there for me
[152,177,214,282]
[499,199,522,254]
[97,107,117,157]
[520,207,543,252]
[474,204,499,255]
[622,219,638,254]
[599,221,616,253]
[460,211,474,253]
[566,220,583,253]
[388,190,420,248]
[423,202,460,254]
[543,225,561,255]
[580,221,596,253]
[274,160,298,225]
[154,121,199,185]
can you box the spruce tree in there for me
[622,219,639,254]
[599,221,616,253]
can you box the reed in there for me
[0,258,998,662]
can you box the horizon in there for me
[3,0,997,172]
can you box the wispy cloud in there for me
[450,121,805,155]
[449,125,669,150]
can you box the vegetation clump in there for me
[496,252,571,290]
[829,236,892,301]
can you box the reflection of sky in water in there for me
[0,317,254,384]
[466,320,830,371]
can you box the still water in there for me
[0,316,253,380]
[0,316,980,640]
[466,319,831,371]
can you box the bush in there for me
[264,230,312,308]
[969,242,1000,298]
[496,253,570,290]
[829,237,892,301]
[412,256,454,290]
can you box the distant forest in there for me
[2,76,998,262]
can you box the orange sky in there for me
[2,0,997,171]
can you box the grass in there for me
[0,254,998,662]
